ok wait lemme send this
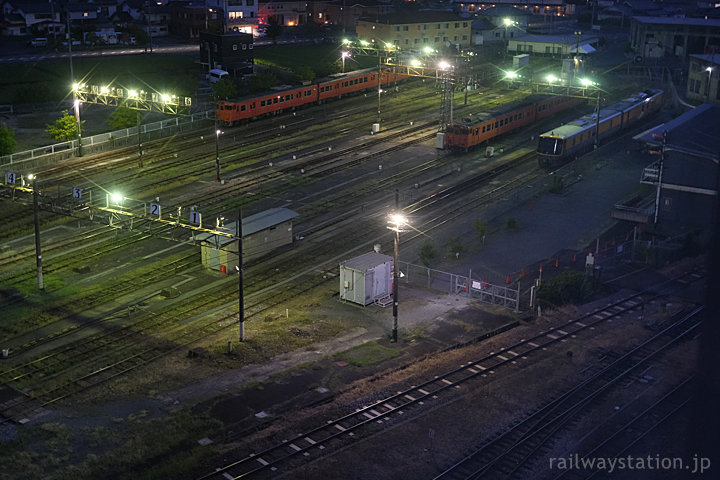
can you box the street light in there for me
[73,97,82,157]
[27,174,44,291]
[341,51,350,73]
[215,128,222,182]
[438,60,451,70]
[706,66,713,101]
[546,74,559,84]
[387,212,407,343]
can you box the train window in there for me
[279,96,284,102]
[495,121,498,128]
[286,94,291,100]
[251,102,255,108]
[274,98,278,104]
[328,85,332,90]
[482,126,485,133]
[320,87,325,92]
[475,128,479,135]
[241,105,246,111]
[261,100,266,106]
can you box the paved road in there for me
[0,37,319,64]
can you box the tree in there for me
[46,110,83,142]
[108,105,138,130]
[472,219,487,237]
[292,66,315,83]
[248,71,277,92]
[0,123,17,156]
[212,78,238,100]
[266,17,283,45]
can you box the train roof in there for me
[539,89,662,139]
[220,67,380,104]
[454,94,552,127]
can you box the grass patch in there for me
[0,55,201,105]
[254,44,376,77]
[336,341,398,367]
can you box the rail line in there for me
[549,375,695,480]
[432,307,702,480]
[196,270,703,480]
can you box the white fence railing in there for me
[0,110,213,169]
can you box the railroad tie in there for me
[223,473,234,480]
[546,334,559,339]
[363,412,375,419]
[496,355,508,361]
[289,443,301,451]
[468,368,478,373]
[476,365,487,370]
[507,350,519,356]
[528,342,539,347]
[405,394,417,400]
[256,457,269,466]
[575,322,586,327]
[557,330,568,335]
[304,436,316,445]
[441,379,453,386]
[371,409,382,417]
[418,389,430,395]
[334,424,346,432]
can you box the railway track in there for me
[433,306,701,480]
[195,270,703,480]
[549,375,695,480]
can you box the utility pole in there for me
[215,114,221,182]
[237,209,244,341]
[377,53,382,124]
[653,130,667,226]
[30,175,44,291]
[137,111,143,167]
[594,93,601,150]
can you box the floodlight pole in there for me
[392,189,400,343]
[31,176,44,291]
[73,98,82,157]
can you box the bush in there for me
[447,237,464,260]
[418,239,437,267]
[537,271,593,307]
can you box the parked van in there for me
[207,69,230,84]
[30,37,48,47]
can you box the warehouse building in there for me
[196,207,299,273]
[355,11,472,50]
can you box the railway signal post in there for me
[28,174,44,291]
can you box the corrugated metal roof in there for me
[194,207,298,244]
[341,251,393,272]
[633,16,720,27]
[634,104,720,160]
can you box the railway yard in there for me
[0,63,714,480]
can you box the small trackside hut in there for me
[339,252,394,306]
[196,207,299,273]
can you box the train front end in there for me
[536,134,565,168]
